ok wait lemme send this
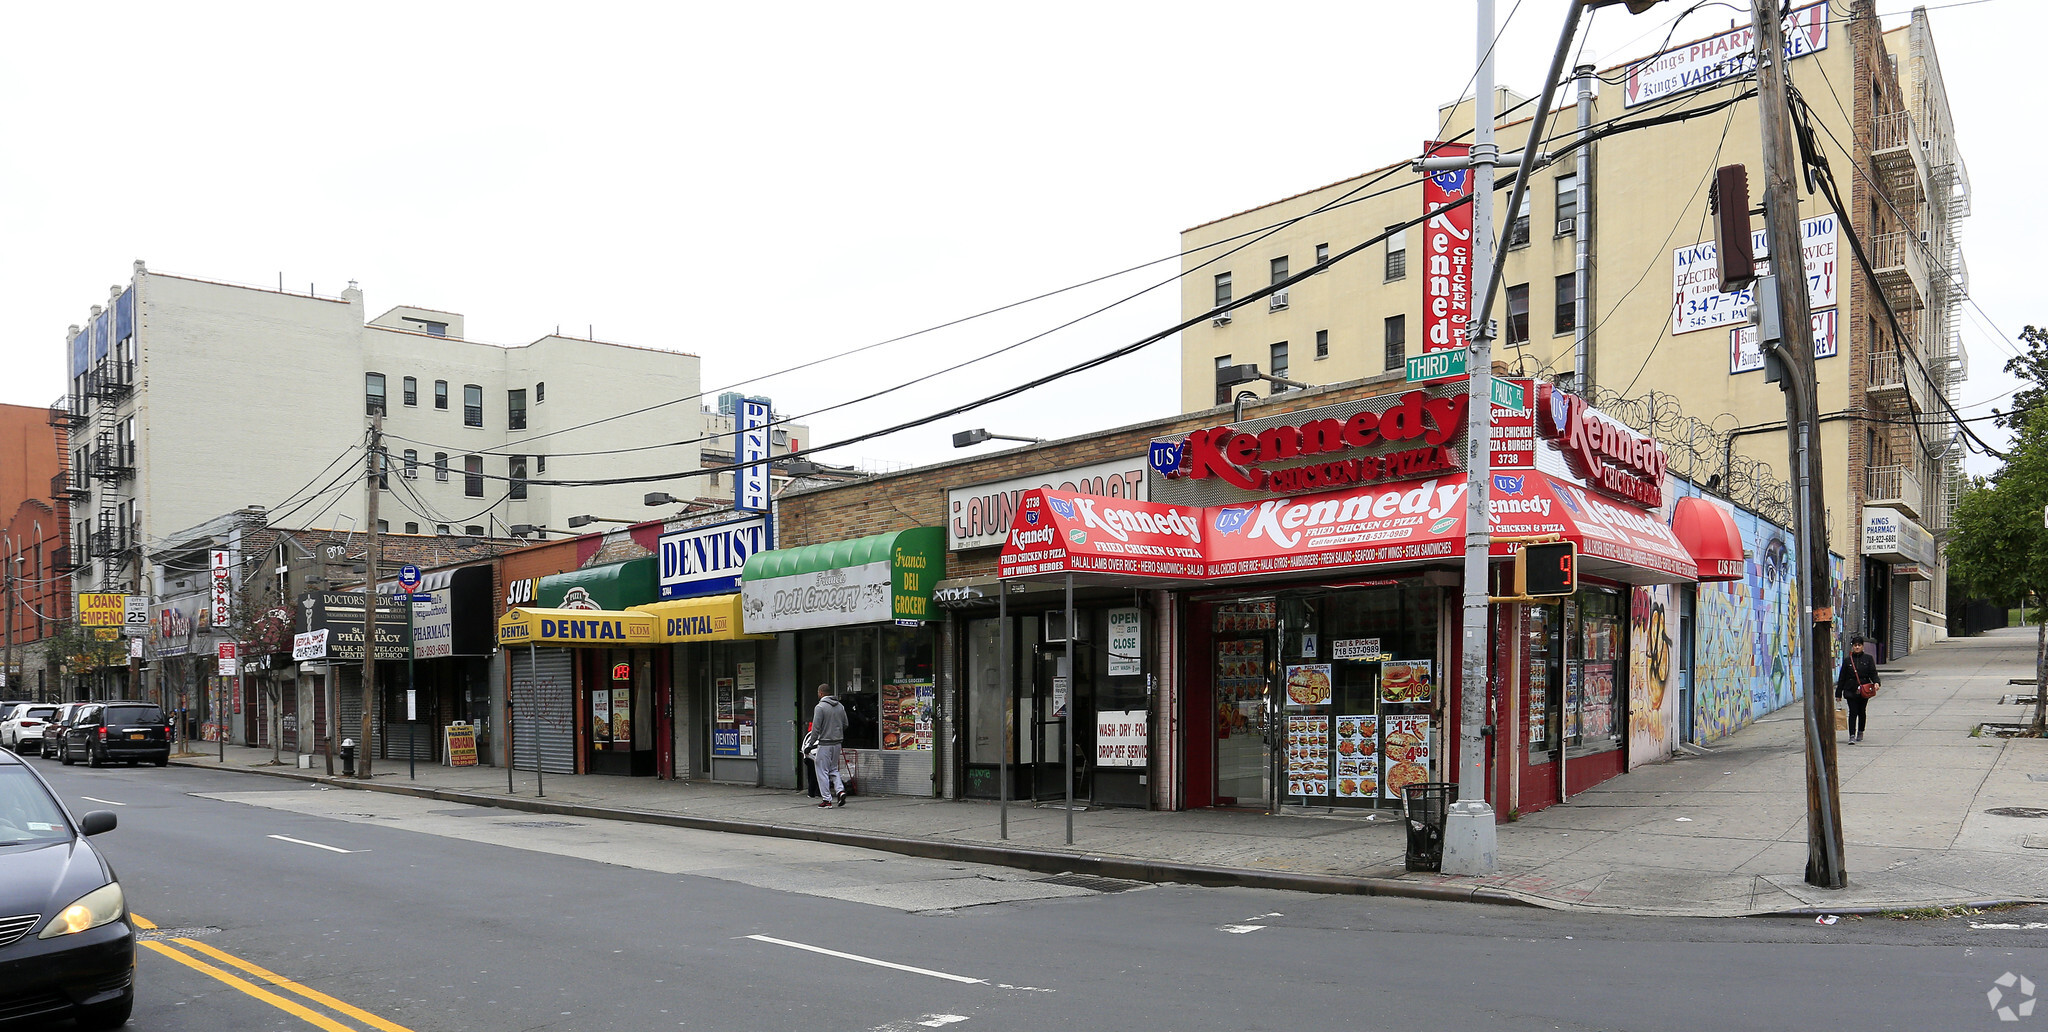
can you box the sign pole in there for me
[360,411,382,780]
[1064,572,1075,846]
[998,584,1009,840]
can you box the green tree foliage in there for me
[1949,407,2048,731]
[1995,326,2048,433]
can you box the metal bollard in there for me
[340,738,357,778]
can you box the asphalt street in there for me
[22,755,2048,1032]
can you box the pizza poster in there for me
[1382,715,1431,800]
[1334,714,1379,799]
[1286,714,1329,797]
[1284,664,1332,708]
[611,688,632,743]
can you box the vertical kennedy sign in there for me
[1420,141,1473,354]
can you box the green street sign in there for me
[1491,377,1526,410]
[1405,349,1467,383]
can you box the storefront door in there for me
[1029,647,1088,803]
[1212,600,1277,809]
[964,615,1040,800]
[587,649,656,776]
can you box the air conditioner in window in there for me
[1556,217,1576,236]
[403,468,417,479]
[1212,313,1232,326]
[1268,290,1290,311]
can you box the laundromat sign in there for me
[1148,388,1467,495]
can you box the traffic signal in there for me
[1516,541,1577,597]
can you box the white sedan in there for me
[1,704,60,752]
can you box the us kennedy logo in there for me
[1428,168,1468,194]
[1025,509,1040,526]
[1213,507,1253,535]
[1493,474,1524,495]
[1048,497,1076,519]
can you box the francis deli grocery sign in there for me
[1147,388,1467,495]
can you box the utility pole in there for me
[360,413,382,780]
[1752,0,1846,888]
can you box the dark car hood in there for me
[0,837,113,922]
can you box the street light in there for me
[507,524,556,538]
[1216,364,1313,422]
[952,429,1045,449]
[565,515,634,529]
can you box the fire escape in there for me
[44,396,86,575]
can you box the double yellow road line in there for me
[132,914,419,1032]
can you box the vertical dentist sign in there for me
[737,399,771,513]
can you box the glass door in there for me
[1212,600,1277,809]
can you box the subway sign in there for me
[659,515,773,600]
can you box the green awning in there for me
[538,556,659,611]
[740,527,945,632]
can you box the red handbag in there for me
[1857,682,1880,699]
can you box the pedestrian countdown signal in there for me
[1516,541,1577,598]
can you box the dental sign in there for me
[659,515,772,599]
[736,400,771,513]
[1148,388,1466,496]
[1537,384,1667,508]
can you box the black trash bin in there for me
[1403,782,1458,872]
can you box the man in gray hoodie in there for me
[809,685,848,807]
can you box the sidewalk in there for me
[167,627,2048,917]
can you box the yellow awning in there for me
[627,594,773,642]
[498,607,657,648]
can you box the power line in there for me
[1616,99,1743,397]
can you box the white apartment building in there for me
[58,261,705,597]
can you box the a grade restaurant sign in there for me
[1148,388,1468,496]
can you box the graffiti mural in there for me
[1628,583,1677,767]
[1667,481,1829,745]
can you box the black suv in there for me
[61,703,171,768]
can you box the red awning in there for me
[1670,496,1745,582]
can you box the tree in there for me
[1995,326,2048,433]
[1948,406,2048,733]
[45,620,131,689]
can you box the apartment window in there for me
[434,380,448,410]
[377,520,389,534]
[1555,274,1576,335]
[1270,256,1289,285]
[404,522,419,535]
[1507,193,1531,249]
[1269,342,1290,390]
[1315,243,1330,265]
[464,454,483,497]
[1506,283,1530,345]
[509,455,528,500]
[376,449,390,490]
[433,452,449,482]
[365,373,386,415]
[1315,329,1330,360]
[436,524,450,536]
[1383,315,1406,372]
[1385,226,1407,280]
[1214,354,1233,406]
[1214,272,1232,306]
[402,376,418,407]
[536,381,545,404]
[463,384,482,427]
[403,448,418,478]
[536,455,546,474]
[1555,173,1579,233]
[508,389,527,431]
[464,525,484,536]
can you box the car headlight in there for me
[38,882,124,939]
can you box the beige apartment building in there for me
[1178,2,1964,654]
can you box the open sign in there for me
[611,663,632,681]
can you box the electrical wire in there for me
[1615,100,1742,397]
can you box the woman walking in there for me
[1836,636,1881,744]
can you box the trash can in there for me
[1403,782,1458,872]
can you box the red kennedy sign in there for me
[1536,383,1667,507]
[1421,141,1473,353]
[1149,388,1468,494]
[997,490,1206,581]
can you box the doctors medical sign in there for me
[660,515,773,599]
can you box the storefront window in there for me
[1566,590,1625,756]
[879,625,935,752]
[1523,604,1561,762]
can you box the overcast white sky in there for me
[1,1,2032,484]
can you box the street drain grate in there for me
[500,820,582,829]
[1978,723,2034,739]
[1037,873,1147,893]
[137,926,221,941]
[1986,807,2048,819]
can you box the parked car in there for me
[61,703,171,769]
[0,746,133,1028]
[1,704,61,753]
[39,704,83,760]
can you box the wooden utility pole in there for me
[360,413,382,779]
[1753,0,1846,888]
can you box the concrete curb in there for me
[171,758,1538,909]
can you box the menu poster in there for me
[715,677,736,722]
[592,691,613,745]
[1216,639,1267,703]
[1382,715,1431,800]
[881,681,934,750]
[1286,714,1329,797]
[1334,714,1379,798]
[1581,663,1616,739]
[735,661,756,694]
[612,687,633,743]
[713,677,742,757]
[1283,664,1332,708]
[1379,660,1434,705]
[1214,600,1277,634]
